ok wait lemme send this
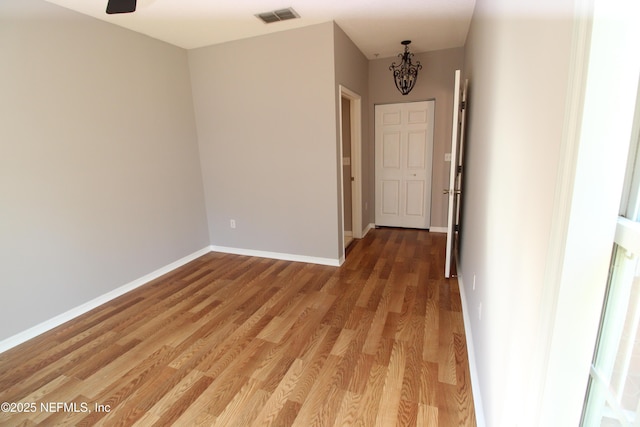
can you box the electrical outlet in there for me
[230,219,236,229]
[445,153,452,161]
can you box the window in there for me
[582,83,640,426]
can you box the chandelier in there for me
[389,40,422,95]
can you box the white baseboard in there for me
[210,245,341,267]
[0,247,211,354]
[457,274,487,427]
[429,226,447,233]
[362,223,375,237]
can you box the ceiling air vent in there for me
[256,8,300,24]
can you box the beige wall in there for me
[333,24,371,238]
[0,0,209,340]
[368,47,465,229]
[460,0,576,424]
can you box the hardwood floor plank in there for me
[70,339,142,380]
[453,333,477,426]
[398,398,419,427]
[271,399,302,426]
[166,311,244,370]
[355,273,383,309]
[196,313,273,377]
[250,357,305,427]
[374,339,407,427]
[141,369,206,421]
[401,340,424,404]
[151,374,214,427]
[396,282,419,340]
[0,229,476,426]
[330,328,357,358]
[437,382,462,427]
[351,361,387,425]
[414,270,429,317]
[164,377,221,426]
[332,389,363,426]
[288,327,341,405]
[438,310,458,386]
[210,377,264,427]
[75,346,177,425]
[254,350,296,394]
[291,354,344,427]
[419,360,440,407]
[0,328,118,403]
[389,271,409,314]
[423,282,440,364]
[362,281,393,356]
[345,352,375,395]
[418,403,439,426]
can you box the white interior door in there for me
[375,101,434,229]
[445,70,469,278]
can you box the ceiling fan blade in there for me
[106,0,137,14]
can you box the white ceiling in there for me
[43,0,476,59]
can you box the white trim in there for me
[429,226,447,233]
[445,70,462,279]
[0,246,211,354]
[458,273,487,427]
[621,83,640,220]
[538,0,640,423]
[530,1,593,422]
[362,223,375,237]
[210,245,341,267]
[615,217,640,256]
[339,85,363,263]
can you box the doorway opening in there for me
[339,86,363,262]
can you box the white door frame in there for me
[445,70,462,278]
[339,85,363,260]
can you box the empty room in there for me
[1,0,639,425]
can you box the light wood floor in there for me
[0,228,476,426]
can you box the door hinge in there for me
[457,165,462,174]
[460,101,466,110]
[455,224,460,232]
